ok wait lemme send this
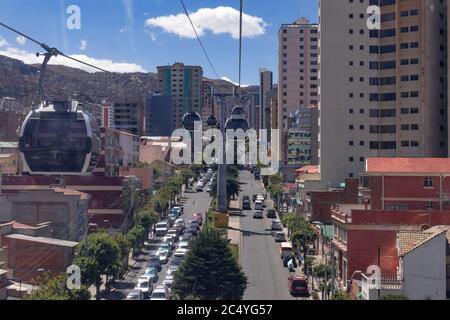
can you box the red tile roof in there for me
[366,158,450,174]
[295,165,319,174]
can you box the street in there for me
[238,170,298,300]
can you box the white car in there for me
[155,222,169,237]
[150,285,170,300]
[157,250,169,264]
[162,279,174,293]
[159,243,173,255]
[271,220,283,231]
[173,248,188,259]
[134,276,153,299]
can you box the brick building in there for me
[0,175,141,230]
[0,221,77,283]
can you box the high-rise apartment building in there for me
[319,0,447,188]
[259,69,273,131]
[278,18,320,164]
[113,101,145,136]
[157,63,203,128]
[145,94,174,137]
[202,80,215,121]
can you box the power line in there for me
[0,21,109,73]
[238,0,243,88]
[179,0,220,79]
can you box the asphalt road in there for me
[239,170,297,300]
[111,188,213,300]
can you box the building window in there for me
[424,177,433,188]
[426,202,433,210]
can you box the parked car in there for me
[274,232,287,242]
[155,222,169,237]
[144,266,159,283]
[162,236,175,250]
[179,234,193,243]
[174,248,188,259]
[134,276,153,299]
[157,250,169,264]
[167,228,180,241]
[162,279,174,294]
[187,220,200,231]
[147,256,162,272]
[253,210,263,219]
[252,194,257,202]
[282,254,297,268]
[150,285,170,300]
[242,197,252,210]
[267,209,277,219]
[174,219,185,232]
[177,241,190,250]
[288,276,309,297]
[271,220,283,231]
[126,289,144,300]
[184,227,198,237]
[193,213,204,225]
[159,243,173,255]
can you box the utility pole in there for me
[216,96,228,213]
[324,252,328,300]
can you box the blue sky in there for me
[0,0,318,85]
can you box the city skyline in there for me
[0,0,318,85]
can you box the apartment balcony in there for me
[361,272,403,300]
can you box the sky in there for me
[0,0,318,85]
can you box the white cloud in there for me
[0,46,147,73]
[145,6,267,39]
[79,40,88,50]
[0,36,8,48]
[122,0,134,24]
[149,33,157,42]
[119,27,126,33]
[16,36,26,46]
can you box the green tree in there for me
[25,273,90,300]
[137,206,159,237]
[75,232,121,300]
[268,184,283,209]
[282,214,318,274]
[113,233,131,275]
[180,168,195,186]
[331,290,352,300]
[208,176,240,200]
[127,225,146,254]
[172,228,247,300]
[152,190,170,216]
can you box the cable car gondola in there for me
[19,100,101,175]
[182,111,202,131]
[0,22,109,176]
[206,114,218,127]
[225,107,250,132]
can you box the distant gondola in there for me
[225,106,250,131]
[182,111,202,131]
[18,100,101,175]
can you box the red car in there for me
[288,276,309,297]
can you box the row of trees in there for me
[281,214,318,274]
[26,167,197,300]
[208,165,240,200]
